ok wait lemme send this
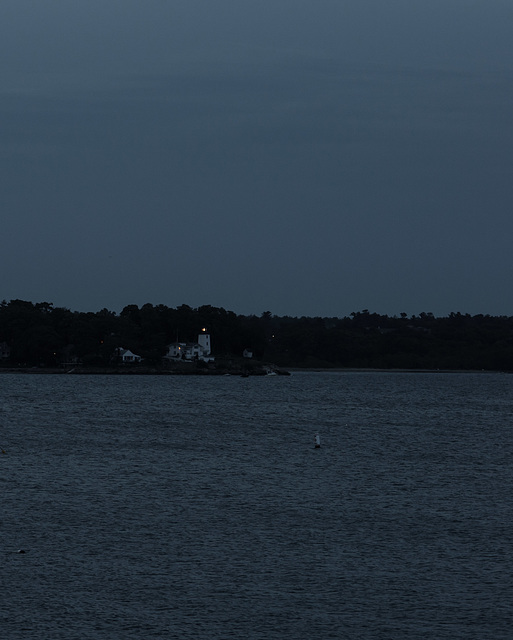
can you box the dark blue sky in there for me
[2,1,512,317]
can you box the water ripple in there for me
[1,372,513,639]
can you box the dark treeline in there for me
[1,300,513,370]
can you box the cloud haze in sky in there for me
[2,1,513,317]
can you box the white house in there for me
[115,348,142,363]
[165,330,214,363]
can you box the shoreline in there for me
[0,365,292,376]
[0,366,504,375]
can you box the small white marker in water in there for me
[314,434,321,449]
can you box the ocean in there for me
[1,371,512,639]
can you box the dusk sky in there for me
[2,1,512,317]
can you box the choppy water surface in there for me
[1,371,512,639]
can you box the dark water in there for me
[1,371,512,639]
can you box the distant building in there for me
[243,348,253,359]
[197,329,211,355]
[115,348,142,363]
[0,341,10,360]
[60,344,80,365]
[165,329,214,363]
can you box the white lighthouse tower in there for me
[198,328,211,356]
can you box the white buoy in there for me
[314,434,321,448]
